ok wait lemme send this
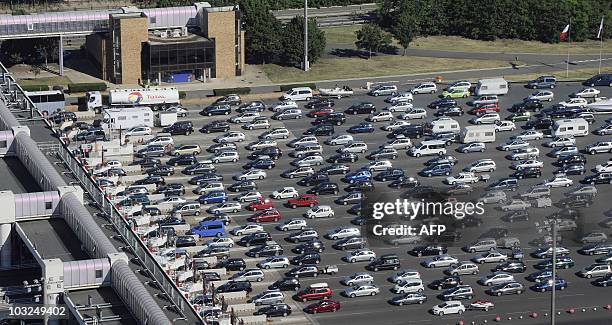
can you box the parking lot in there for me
[73,81,612,325]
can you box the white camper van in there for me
[426,118,461,134]
[102,107,154,130]
[475,78,509,96]
[461,125,496,143]
[552,118,589,137]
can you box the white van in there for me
[552,118,589,137]
[460,125,496,143]
[427,118,460,134]
[408,140,447,157]
[281,87,313,101]
[475,78,509,96]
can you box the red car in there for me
[305,300,341,314]
[287,194,319,209]
[247,208,281,223]
[247,198,274,211]
[297,283,332,302]
[470,103,500,114]
[307,108,334,118]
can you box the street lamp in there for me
[550,217,558,325]
[303,0,309,72]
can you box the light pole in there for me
[303,0,309,72]
[551,218,557,325]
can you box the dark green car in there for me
[506,111,531,122]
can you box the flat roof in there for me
[68,287,137,325]
[147,32,211,45]
[19,219,90,262]
[0,157,42,193]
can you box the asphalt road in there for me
[97,82,612,325]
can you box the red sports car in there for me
[247,198,274,211]
[305,300,341,314]
[470,103,500,114]
[247,208,281,222]
[307,107,335,118]
[287,194,319,209]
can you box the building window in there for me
[45,202,52,210]
[0,140,6,148]
[95,269,103,278]
[149,17,156,24]
[27,23,34,31]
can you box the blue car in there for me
[535,256,575,270]
[198,191,228,204]
[531,278,568,292]
[347,122,375,133]
[245,159,276,170]
[344,170,372,184]
[526,270,554,282]
[419,164,452,177]
[189,173,224,185]
[189,220,225,237]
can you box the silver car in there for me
[273,108,303,120]
[345,249,376,263]
[231,268,265,282]
[257,256,290,269]
[343,284,380,298]
[291,155,324,167]
[277,218,308,231]
[210,151,239,163]
[341,272,374,286]
[249,290,284,306]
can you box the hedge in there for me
[279,83,317,92]
[213,87,251,96]
[20,84,49,92]
[179,91,187,99]
[68,82,107,93]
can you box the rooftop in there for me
[0,157,41,193]
[19,219,90,262]
[147,31,211,45]
[67,287,138,325]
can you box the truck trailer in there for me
[87,87,180,112]
[102,107,154,130]
[460,124,496,143]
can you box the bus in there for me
[24,90,65,115]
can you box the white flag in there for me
[597,17,604,39]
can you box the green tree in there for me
[30,64,41,79]
[391,1,419,55]
[355,23,392,59]
[281,16,326,67]
[240,0,284,64]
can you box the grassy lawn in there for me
[322,26,612,54]
[17,76,72,86]
[260,56,509,83]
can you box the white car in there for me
[383,137,412,150]
[367,111,394,122]
[472,95,499,105]
[305,205,334,219]
[236,191,263,203]
[513,130,544,141]
[343,284,380,298]
[508,147,540,160]
[246,139,278,151]
[472,251,507,264]
[156,196,186,206]
[261,128,290,140]
[478,191,507,204]
[271,101,298,112]
[445,172,479,185]
[210,151,239,163]
[392,280,425,294]
[447,80,472,92]
[327,227,360,240]
[527,90,554,102]
[342,272,374,286]
[271,187,299,199]
[541,175,573,188]
[585,141,612,154]
[231,223,264,236]
[399,108,427,120]
[215,131,246,143]
[544,136,576,148]
[595,160,612,173]
[422,255,459,268]
[257,256,290,269]
[511,159,544,170]
[465,159,496,173]
[479,272,515,286]
[389,269,421,283]
[230,112,260,123]
[291,155,324,167]
[385,92,413,103]
[340,141,368,153]
[277,218,307,232]
[326,134,354,146]
[345,249,377,263]
[471,113,500,125]
[208,202,241,214]
[147,136,174,147]
[559,97,587,108]
[204,237,235,248]
[494,120,516,133]
[125,126,152,137]
[244,119,270,130]
[386,101,413,113]
[382,120,411,131]
[497,139,530,151]
[571,87,600,98]
[411,82,438,94]
[235,169,267,180]
[288,136,318,148]
[432,301,466,316]
[501,199,531,211]
[365,160,393,172]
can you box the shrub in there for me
[179,91,187,99]
[68,82,107,93]
[20,84,49,92]
[213,87,252,96]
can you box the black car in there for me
[319,164,350,175]
[200,120,231,133]
[183,162,216,175]
[247,243,284,257]
[136,145,165,158]
[157,216,186,227]
[214,94,241,106]
[269,278,301,291]
[389,176,420,189]
[189,173,224,185]
[175,235,197,248]
[155,183,185,196]
[428,98,457,109]
[429,276,462,290]
[297,172,330,186]
[167,155,198,166]
[237,101,266,113]
[133,175,165,186]
[228,180,257,192]
[345,102,376,115]
[202,104,231,116]
[368,254,400,272]
[582,172,612,185]
[345,180,375,192]
[367,147,399,160]
[526,118,554,130]
[554,154,586,167]
[540,105,579,119]
[146,165,175,176]
[313,112,346,126]
[511,167,542,179]
[304,124,334,136]
[555,163,586,175]
[494,261,527,273]
[435,106,464,117]
[285,265,319,278]
[163,121,194,135]
[244,158,276,170]
[374,168,405,181]
[254,304,292,317]
[592,274,612,287]
[249,147,283,160]
[305,98,335,109]
[308,182,339,195]
[390,125,424,138]
[293,240,325,254]
[502,210,529,223]
[132,157,161,169]
[238,232,272,247]
[332,236,366,250]
[583,73,612,87]
[51,111,77,124]
[328,152,358,163]
[511,99,543,112]
[215,280,252,293]
[410,245,448,257]
[291,253,321,265]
